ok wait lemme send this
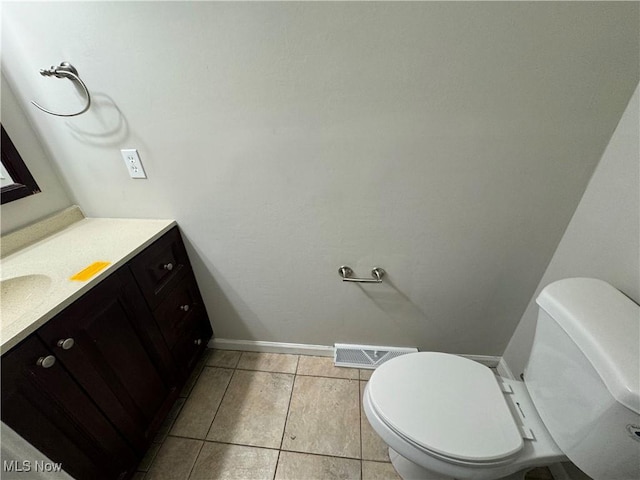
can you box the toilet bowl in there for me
[362,278,640,480]
[363,353,565,480]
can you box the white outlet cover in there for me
[120,149,147,179]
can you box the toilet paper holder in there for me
[338,266,385,283]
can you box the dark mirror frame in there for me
[1,125,41,204]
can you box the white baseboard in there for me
[208,340,505,368]
[458,354,501,368]
[208,338,334,357]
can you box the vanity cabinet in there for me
[151,274,211,375]
[129,226,190,310]
[1,336,138,480]
[37,268,179,454]
[1,226,213,480]
[129,226,212,377]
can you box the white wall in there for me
[503,84,640,378]
[1,75,73,234]
[2,2,638,354]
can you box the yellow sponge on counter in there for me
[70,261,111,281]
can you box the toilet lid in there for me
[368,352,524,463]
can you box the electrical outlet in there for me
[120,149,147,179]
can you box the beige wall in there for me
[1,75,73,234]
[2,2,638,354]
[504,84,640,378]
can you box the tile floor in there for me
[134,350,554,480]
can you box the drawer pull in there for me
[194,339,202,346]
[57,338,75,350]
[179,304,190,312]
[162,263,174,271]
[36,355,56,368]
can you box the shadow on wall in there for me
[180,234,273,342]
[65,93,129,146]
[355,277,447,347]
[178,237,460,350]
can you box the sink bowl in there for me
[1,274,52,326]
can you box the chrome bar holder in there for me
[338,266,385,283]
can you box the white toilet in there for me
[363,278,640,480]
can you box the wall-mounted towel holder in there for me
[31,62,91,117]
[338,266,385,283]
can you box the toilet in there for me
[363,278,640,480]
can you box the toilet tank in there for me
[524,278,639,480]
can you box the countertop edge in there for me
[0,219,177,355]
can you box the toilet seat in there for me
[367,352,524,465]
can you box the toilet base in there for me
[388,448,530,480]
[389,448,453,480]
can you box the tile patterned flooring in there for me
[135,349,553,480]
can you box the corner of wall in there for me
[502,82,640,378]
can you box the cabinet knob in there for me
[179,304,190,312]
[194,339,202,346]
[36,355,56,368]
[163,263,174,271]
[57,338,75,350]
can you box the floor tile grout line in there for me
[276,447,370,463]
[279,357,300,451]
[232,366,358,380]
[167,436,285,453]
[181,352,211,397]
[234,366,298,376]
[170,351,386,478]
[273,452,282,480]
[162,432,381,464]
[169,365,230,440]
[295,372,359,380]
[201,366,237,441]
[184,438,206,480]
[144,351,210,475]
[159,397,187,441]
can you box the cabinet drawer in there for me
[129,227,189,309]
[171,321,210,375]
[154,275,205,348]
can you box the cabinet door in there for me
[38,269,179,453]
[1,336,137,480]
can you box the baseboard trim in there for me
[458,354,501,368]
[208,340,505,367]
[208,338,334,357]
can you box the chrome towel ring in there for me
[31,62,91,117]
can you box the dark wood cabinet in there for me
[37,269,179,454]
[1,336,137,480]
[1,226,213,480]
[129,227,190,310]
[131,227,213,378]
[153,273,211,374]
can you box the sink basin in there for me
[1,274,52,326]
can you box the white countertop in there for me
[0,216,176,354]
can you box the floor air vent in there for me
[334,343,418,369]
